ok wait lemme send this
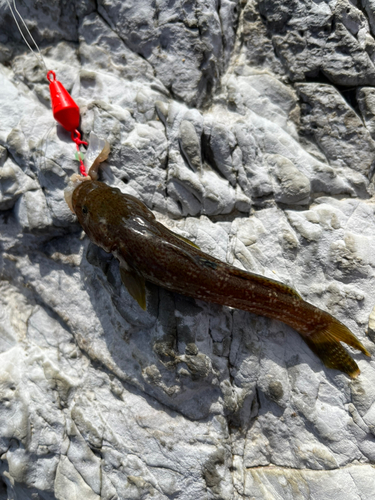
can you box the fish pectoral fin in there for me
[170,230,200,249]
[120,265,147,310]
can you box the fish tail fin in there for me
[302,320,370,378]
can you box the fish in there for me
[67,178,370,378]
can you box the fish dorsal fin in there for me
[120,265,147,310]
[171,230,200,249]
[228,267,302,299]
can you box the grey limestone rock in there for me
[1,0,375,499]
[0,0,95,45]
[357,85,375,140]
[268,153,311,205]
[297,83,375,177]
[97,0,240,107]
[258,0,375,86]
[179,119,202,172]
[0,155,38,210]
[14,188,53,230]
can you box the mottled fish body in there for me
[71,180,370,378]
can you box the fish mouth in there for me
[64,174,91,213]
[64,132,111,213]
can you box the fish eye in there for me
[82,205,88,215]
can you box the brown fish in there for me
[70,179,370,378]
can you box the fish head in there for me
[71,180,121,252]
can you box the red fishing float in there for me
[47,70,88,176]
[47,70,79,132]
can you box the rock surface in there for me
[1,0,375,499]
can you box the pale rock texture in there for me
[1,0,375,499]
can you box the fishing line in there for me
[6,0,48,73]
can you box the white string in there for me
[6,0,48,73]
